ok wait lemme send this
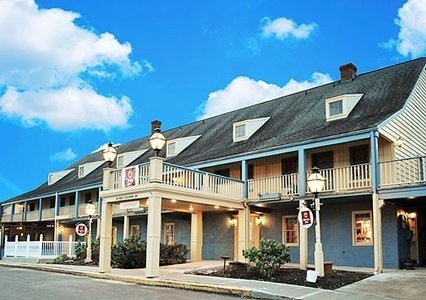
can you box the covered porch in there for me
[99,157,247,277]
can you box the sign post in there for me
[75,223,88,237]
[298,207,314,229]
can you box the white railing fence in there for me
[379,156,426,187]
[4,234,84,259]
[248,173,298,199]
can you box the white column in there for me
[96,218,101,237]
[145,194,162,278]
[299,200,308,270]
[190,211,203,261]
[372,193,383,273]
[99,201,113,273]
[237,208,250,262]
[314,197,324,277]
[123,215,129,240]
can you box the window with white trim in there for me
[282,216,298,246]
[78,166,85,178]
[352,210,373,246]
[130,225,140,237]
[235,124,246,139]
[164,223,175,245]
[167,142,176,157]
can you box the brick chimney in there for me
[339,63,357,81]
[151,120,162,134]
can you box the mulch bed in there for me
[187,262,373,290]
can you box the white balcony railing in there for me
[248,173,298,199]
[379,156,426,187]
[4,234,83,258]
[111,162,243,199]
[78,203,99,217]
[41,208,55,220]
[26,211,39,221]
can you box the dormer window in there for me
[325,94,363,121]
[116,149,148,169]
[166,135,201,158]
[233,117,270,142]
[77,161,104,178]
[78,166,85,178]
[235,124,246,139]
[329,99,343,116]
[167,142,176,157]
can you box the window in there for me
[352,210,373,246]
[167,142,176,157]
[49,198,55,208]
[130,225,140,237]
[282,216,298,246]
[164,223,175,245]
[29,202,36,212]
[329,99,343,116]
[85,193,92,203]
[78,166,85,178]
[60,197,66,207]
[350,145,370,180]
[117,155,125,168]
[69,195,75,206]
[235,124,246,139]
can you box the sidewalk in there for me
[0,260,425,299]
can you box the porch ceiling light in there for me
[85,203,96,217]
[102,142,117,167]
[150,128,166,156]
[307,167,326,195]
[395,136,404,147]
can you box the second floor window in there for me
[235,124,246,139]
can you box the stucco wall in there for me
[202,212,234,260]
[259,198,400,268]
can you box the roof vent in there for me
[339,63,357,81]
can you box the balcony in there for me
[109,162,244,200]
[248,156,426,200]
[26,211,40,221]
[41,208,55,220]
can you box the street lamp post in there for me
[102,142,117,167]
[306,167,326,277]
[149,127,166,156]
[85,203,96,263]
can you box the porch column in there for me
[190,211,203,261]
[99,201,113,273]
[96,218,101,237]
[299,200,308,270]
[241,160,248,199]
[237,207,250,262]
[38,198,42,221]
[102,168,114,191]
[23,201,27,222]
[372,193,384,273]
[123,215,129,240]
[298,149,307,196]
[146,194,162,278]
[74,191,79,218]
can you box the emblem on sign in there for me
[298,207,314,229]
[75,223,88,236]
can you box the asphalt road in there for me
[0,267,241,300]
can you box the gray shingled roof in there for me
[3,57,426,204]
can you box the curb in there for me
[0,263,254,298]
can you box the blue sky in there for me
[1,0,425,201]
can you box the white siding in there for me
[379,66,426,159]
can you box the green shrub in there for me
[74,238,100,264]
[243,237,290,279]
[111,236,147,269]
[160,243,189,265]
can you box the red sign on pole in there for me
[75,223,88,236]
[298,207,314,229]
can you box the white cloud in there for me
[0,0,147,131]
[392,0,426,58]
[49,148,77,162]
[261,17,317,40]
[197,72,332,119]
